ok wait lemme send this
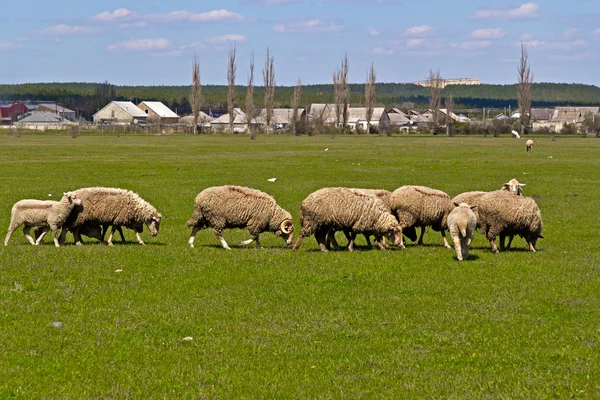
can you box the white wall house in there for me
[93,101,149,125]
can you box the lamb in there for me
[388,185,454,249]
[4,192,81,247]
[59,187,162,246]
[474,190,543,253]
[526,139,533,152]
[447,202,478,261]
[292,187,402,252]
[186,185,294,250]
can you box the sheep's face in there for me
[64,192,82,206]
[386,225,403,247]
[501,179,525,196]
[146,214,162,236]
[275,220,294,245]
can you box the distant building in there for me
[137,101,180,125]
[37,103,76,121]
[0,103,29,124]
[414,78,480,89]
[210,108,250,133]
[93,101,149,125]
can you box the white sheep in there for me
[4,192,81,247]
[292,187,402,252]
[526,139,533,152]
[186,185,294,250]
[447,202,478,261]
[389,185,454,249]
[59,187,162,246]
[474,190,543,253]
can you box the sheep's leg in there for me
[50,226,60,247]
[115,226,126,242]
[101,224,109,242]
[364,234,373,248]
[107,226,117,246]
[417,227,426,245]
[240,235,260,248]
[505,234,515,250]
[23,226,37,245]
[188,226,200,248]
[453,235,463,261]
[347,232,357,252]
[499,233,506,251]
[441,230,452,249]
[315,228,329,252]
[73,227,84,246]
[489,238,499,253]
[527,239,537,253]
[292,234,305,250]
[36,227,50,245]
[461,238,470,261]
[397,227,406,249]
[327,230,340,249]
[4,227,15,246]
[214,229,231,250]
[58,227,68,245]
[134,231,145,246]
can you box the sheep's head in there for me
[386,224,403,247]
[63,192,82,206]
[275,220,294,245]
[501,179,525,195]
[146,213,162,236]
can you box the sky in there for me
[1,0,599,87]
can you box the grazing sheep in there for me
[474,190,543,253]
[4,192,81,247]
[186,185,294,250]
[526,139,533,152]
[447,202,478,261]
[389,185,454,249]
[59,187,162,246]
[293,187,402,252]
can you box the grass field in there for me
[1,132,599,398]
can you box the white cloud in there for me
[461,40,493,50]
[91,8,135,22]
[256,0,306,4]
[373,47,395,56]
[0,42,21,51]
[471,28,506,39]
[472,3,540,20]
[593,28,600,36]
[274,19,342,33]
[406,38,425,48]
[107,38,171,51]
[520,40,545,48]
[547,39,587,51]
[40,24,99,36]
[404,25,434,37]
[368,28,379,37]
[520,33,534,41]
[560,29,579,40]
[205,34,247,43]
[92,8,244,25]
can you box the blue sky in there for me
[1,1,599,87]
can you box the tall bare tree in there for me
[444,93,454,136]
[365,61,376,134]
[517,44,534,135]
[190,55,202,134]
[227,43,237,133]
[245,52,257,140]
[333,54,349,132]
[263,47,275,132]
[292,78,302,136]
[333,69,341,129]
[428,68,443,133]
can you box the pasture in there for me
[1,132,599,398]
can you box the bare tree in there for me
[263,47,275,132]
[190,55,202,134]
[333,54,349,132]
[245,52,257,140]
[365,61,376,134]
[292,78,302,136]
[444,93,454,136]
[227,43,237,133]
[428,68,443,134]
[517,44,534,135]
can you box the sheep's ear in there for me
[519,183,526,187]
[501,184,510,189]
[453,202,460,207]
[538,234,544,239]
[470,205,477,210]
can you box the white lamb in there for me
[4,192,81,247]
[447,202,477,261]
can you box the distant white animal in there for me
[511,130,521,139]
[267,178,277,182]
[526,139,533,152]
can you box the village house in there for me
[93,101,149,125]
[137,101,180,125]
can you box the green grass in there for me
[1,132,599,398]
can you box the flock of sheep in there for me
[4,179,544,261]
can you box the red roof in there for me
[0,103,28,118]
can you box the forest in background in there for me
[1,81,599,121]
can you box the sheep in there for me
[186,185,294,250]
[59,187,162,246]
[501,178,526,195]
[4,192,81,247]
[447,202,478,261]
[474,190,543,253]
[526,139,533,152]
[292,187,402,252]
[35,223,103,244]
[389,185,454,249]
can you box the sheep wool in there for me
[389,185,454,249]
[186,185,294,250]
[293,187,402,252]
[60,187,162,246]
[447,203,478,261]
[5,192,80,247]
[475,190,543,253]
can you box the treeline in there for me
[0,81,598,120]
